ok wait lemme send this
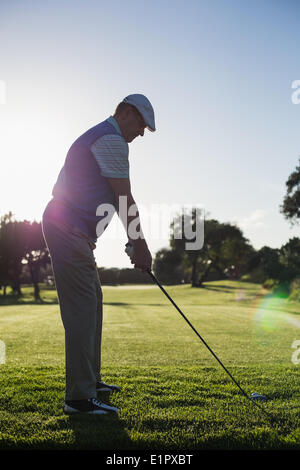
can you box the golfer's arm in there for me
[107,178,146,246]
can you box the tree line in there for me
[0,158,299,298]
[153,212,300,295]
[0,212,299,297]
[153,157,300,292]
[0,212,50,301]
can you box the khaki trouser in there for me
[42,218,102,401]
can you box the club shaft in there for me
[147,273,275,422]
[147,270,249,399]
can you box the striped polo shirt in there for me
[43,116,129,243]
[91,116,129,178]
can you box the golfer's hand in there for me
[125,242,135,261]
[126,240,152,272]
[134,246,152,272]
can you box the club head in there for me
[250,392,267,402]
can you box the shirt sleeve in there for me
[91,134,129,178]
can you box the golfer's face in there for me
[124,108,146,142]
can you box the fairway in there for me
[0,280,300,450]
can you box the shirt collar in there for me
[107,116,122,136]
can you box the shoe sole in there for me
[97,403,118,413]
[96,387,121,393]
[63,406,108,415]
[96,387,120,393]
[64,404,118,414]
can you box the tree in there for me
[152,248,185,285]
[246,246,283,282]
[118,268,152,284]
[279,237,300,282]
[219,236,255,280]
[23,221,50,301]
[280,158,300,225]
[169,208,205,286]
[0,212,26,296]
[170,209,253,287]
[0,215,51,299]
[0,256,9,296]
[98,267,120,285]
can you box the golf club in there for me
[146,269,273,420]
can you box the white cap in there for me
[123,94,156,132]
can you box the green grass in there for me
[0,280,300,450]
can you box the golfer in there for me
[42,94,155,415]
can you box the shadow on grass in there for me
[203,284,260,292]
[63,389,133,450]
[202,287,237,294]
[0,367,134,451]
[0,297,58,306]
[103,302,166,307]
[66,413,133,450]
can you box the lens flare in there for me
[250,291,300,346]
[255,295,280,331]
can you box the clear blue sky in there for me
[0,0,299,268]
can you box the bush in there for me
[241,267,266,284]
[289,289,300,302]
[98,267,120,285]
[273,281,291,298]
[261,278,300,301]
[263,279,279,290]
[289,278,300,302]
[97,267,153,285]
[290,278,300,290]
